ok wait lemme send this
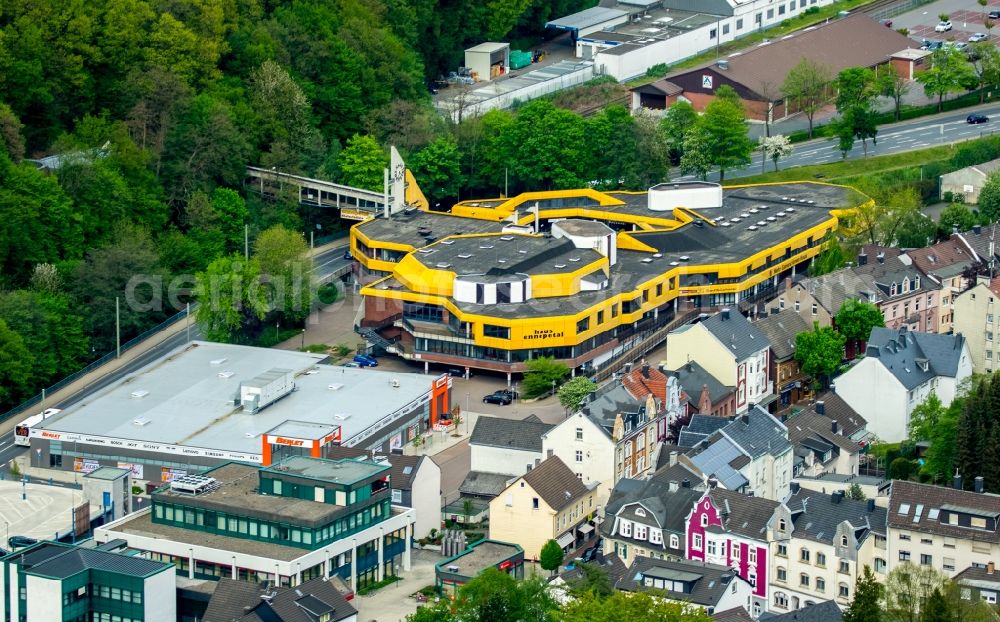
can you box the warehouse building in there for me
[28,342,451,484]
[352,181,868,378]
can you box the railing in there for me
[594,310,701,383]
[0,306,193,424]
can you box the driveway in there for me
[353,549,443,622]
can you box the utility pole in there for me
[310,230,315,256]
[186,303,191,343]
[115,297,121,358]
[244,224,249,260]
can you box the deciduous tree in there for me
[782,58,833,139]
[558,376,598,413]
[844,566,883,622]
[407,137,463,206]
[794,323,846,386]
[195,255,270,343]
[661,100,697,164]
[523,356,570,398]
[977,170,1000,221]
[760,134,793,172]
[835,299,884,343]
[539,539,564,576]
[917,47,976,112]
[885,563,948,622]
[0,319,33,408]
[877,63,911,121]
[697,98,753,181]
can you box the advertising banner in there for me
[73,457,100,474]
[117,462,144,479]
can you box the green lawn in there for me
[731,144,957,185]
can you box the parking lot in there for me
[888,0,1000,43]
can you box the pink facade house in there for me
[686,488,779,618]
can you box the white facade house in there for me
[469,415,552,476]
[835,328,971,443]
[952,276,1000,374]
[542,411,615,506]
[666,309,772,414]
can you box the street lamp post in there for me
[301,328,306,349]
[21,477,26,501]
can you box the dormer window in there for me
[903,277,910,293]
[914,276,921,289]
[635,507,647,518]
[841,535,848,547]
[779,519,787,531]
[891,283,898,296]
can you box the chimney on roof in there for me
[708,475,719,489]
[816,400,825,416]
[975,224,983,235]
[669,480,679,492]
[990,561,996,575]
[682,479,691,488]
[641,360,650,379]
[832,490,844,504]
[717,59,729,70]
[976,476,985,493]
[954,473,963,490]
[670,451,678,467]
[831,420,839,435]
[877,252,885,264]
[741,413,750,425]
[721,308,731,321]
[867,499,875,513]
[790,482,800,494]
[858,251,868,266]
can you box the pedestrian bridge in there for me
[245,166,386,220]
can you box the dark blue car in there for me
[353,354,378,367]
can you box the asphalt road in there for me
[679,102,1000,182]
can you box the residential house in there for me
[835,327,971,442]
[617,556,755,617]
[952,275,1000,374]
[769,486,888,613]
[682,407,794,501]
[202,576,358,622]
[759,600,844,622]
[753,309,812,410]
[785,397,867,478]
[387,455,441,539]
[670,360,737,419]
[542,411,616,505]
[766,270,877,331]
[939,157,1000,204]
[469,415,553,476]
[712,607,755,622]
[888,478,1000,578]
[677,415,732,450]
[855,247,942,334]
[686,487,780,617]
[0,541,176,622]
[905,234,978,334]
[602,464,705,566]
[954,564,1000,604]
[665,309,773,413]
[574,363,676,483]
[488,456,598,559]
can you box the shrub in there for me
[942,190,954,203]
[334,343,352,357]
[646,63,669,78]
[889,457,916,480]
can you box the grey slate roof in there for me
[785,488,887,545]
[708,488,780,540]
[785,408,861,456]
[386,454,422,491]
[753,310,812,361]
[470,415,553,452]
[459,471,516,498]
[203,576,357,622]
[714,607,755,622]
[603,467,704,553]
[10,542,172,580]
[759,600,843,622]
[954,565,1000,590]
[696,310,770,360]
[581,381,641,433]
[671,361,734,407]
[864,327,967,390]
[520,456,591,511]
[809,392,867,438]
[677,414,731,448]
[888,480,1000,543]
[794,269,878,316]
[618,556,743,607]
[721,406,792,459]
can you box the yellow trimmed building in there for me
[351,181,867,379]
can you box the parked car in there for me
[944,41,969,51]
[482,391,514,405]
[581,547,599,563]
[921,39,943,51]
[935,20,952,32]
[8,536,37,549]
[881,18,892,27]
[343,250,353,261]
[447,368,471,378]
[970,32,989,42]
[990,9,1000,19]
[342,361,361,368]
[353,354,378,367]
[968,113,990,124]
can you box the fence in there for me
[593,310,701,383]
[0,306,193,425]
[865,0,937,21]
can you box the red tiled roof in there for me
[622,363,668,403]
[906,235,977,276]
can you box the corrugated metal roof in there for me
[19,543,172,580]
[546,6,628,31]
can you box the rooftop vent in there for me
[717,59,729,70]
[749,208,759,214]
[334,413,351,420]
[209,358,228,366]
[417,249,436,255]
[670,261,680,266]
[569,257,581,262]
[767,216,776,222]
[653,253,663,258]
[457,253,473,259]
[133,417,150,426]
[435,262,452,269]
[641,258,654,264]
[785,207,796,213]
[518,249,528,254]
[757,221,766,226]
[130,390,149,399]
[721,222,731,227]
[390,379,401,388]
[740,213,750,218]
[327,383,344,391]
[500,235,514,241]
[439,240,455,245]
[479,244,494,249]
[554,263,567,268]
[748,225,758,231]
[170,475,220,496]
[218,371,234,379]
[730,218,741,223]
[679,255,691,262]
